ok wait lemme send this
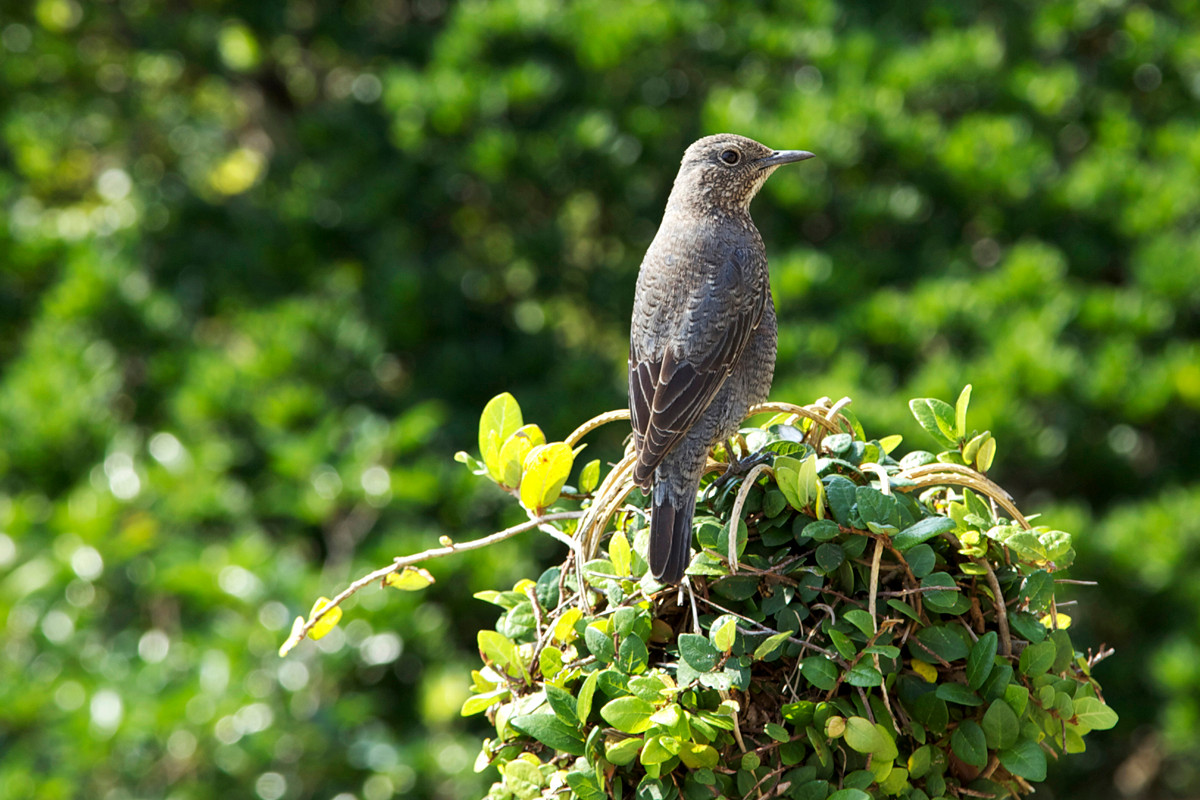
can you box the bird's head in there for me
[670,134,815,213]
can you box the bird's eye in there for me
[719,149,741,165]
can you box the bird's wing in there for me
[629,246,765,486]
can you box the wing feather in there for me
[629,247,764,487]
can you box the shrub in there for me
[454,388,1117,800]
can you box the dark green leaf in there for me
[966,631,998,690]
[913,625,970,662]
[935,683,982,706]
[801,657,838,690]
[1019,640,1056,676]
[815,542,845,572]
[999,738,1047,781]
[845,663,883,687]
[920,572,960,611]
[825,476,858,525]
[951,720,988,768]
[982,699,1020,750]
[893,516,957,551]
[904,544,936,578]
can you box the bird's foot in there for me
[711,449,773,490]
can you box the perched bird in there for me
[629,134,814,584]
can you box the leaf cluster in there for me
[461,391,1116,800]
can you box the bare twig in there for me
[288,511,583,645]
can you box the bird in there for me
[628,134,814,584]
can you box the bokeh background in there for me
[2,0,1198,798]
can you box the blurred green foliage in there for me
[0,0,1197,799]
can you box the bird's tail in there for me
[648,480,698,584]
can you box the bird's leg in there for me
[711,436,772,490]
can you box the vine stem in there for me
[727,463,773,572]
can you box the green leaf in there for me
[1019,640,1057,676]
[479,393,523,479]
[935,683,982,706]
[801,656,839,690]
[828,628,857,659]
[579,458,601,493]
[576,670,599,724]
[584,624,615,664]
[600,696,656,734]
[815,542,845,572]
[893,516,956,550]
[566,768,607,800]
[1072,697,1118,731]
[999,738,1047,781]
[913,625,970,662]
[640,734,678,766]
[678,742,719,769]
[774,456,804,511]
[510,713,586,756]
[904,544,936,578]
[843,609,874,637]
[955,385,972,441]
[519,441,575,510]
[618,635,650,674]
[605,735,643,766]
[803,518,841,542]
[845,663,883,687]
[950,719,988,768]
[678,633,719,672]
[909,398,959,449]
[966,631,998,690]
[827,789,871,800]
[982,699,1020,750]
[920,572,960,611]
[765,722,790,742]
[545,683,579,728]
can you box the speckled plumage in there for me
[629,134,814,584]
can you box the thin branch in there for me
[289,511,583,645]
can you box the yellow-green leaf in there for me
[609,531,631,576]
[976,436,997,472]
[308,597,342,640]
[955,384,972,440]
[879,434,903,455]
[479,393,523,480]
[553,607,583,643]
[579,458,601,493]
[497,424,545,487]
[384,566,435,591]
[519,442,575,510]
[912,659,938,683]
[962,431,990,464]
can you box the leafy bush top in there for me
[457,389,1116,800]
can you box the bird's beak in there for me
[757,150,816,169]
